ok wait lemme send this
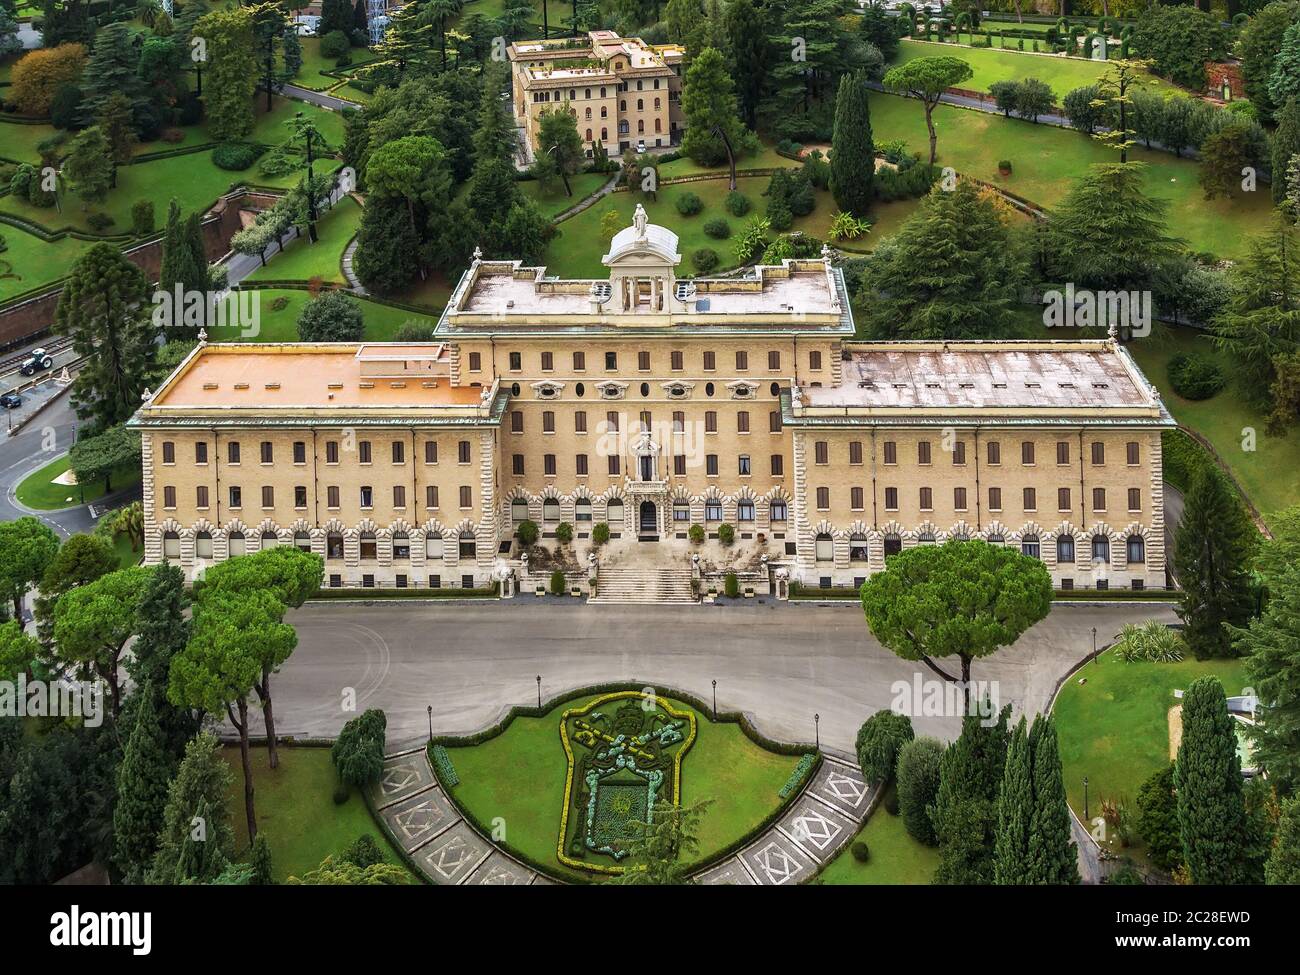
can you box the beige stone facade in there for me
[509,31,685,159]
[130,212,1174,593]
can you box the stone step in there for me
[588,565,697,605]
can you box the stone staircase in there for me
[589,563,696,605]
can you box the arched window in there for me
[585,128,592,140]
[1057,534,1075,563]
[601,127,608,140]
[575,498,592,522]
[426,533,444,559]
[543,498,561,522]
[195,531,213,559]
[850,533,868,562]
[327,532,344,559]
[392,533,410,559]
[1127,534,1145,563]
[359,532,377,560]
[459,531,476,559]
[737,500,755,522]
[918,531,937,545]
[815,532,833,562]
[228,531,246,557]
[584,107,591,119]
[654,118,661,133]
[261,530,278,548]
[884,533,902,555]
[163,532,180,559]
[950,532,969,542]
[294,531,311,552]
[637,119,644,133]
[770,500,788,522]
[511,498,529,524]
[986,534,1004,546]
[1021,534,1040,559]
[636,98,643,110]
[1092,534,1110,563]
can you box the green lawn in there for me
[818,791,941,884]
[237,287,442,343]
[520,172,611,219]
[1053,652,1250,866]
[0,223,96,301]
[111,532,143,569]
[15,453,141,510]
[1125,327,1300,525]
[295,37,378,92]
[658,142,794,179]
[0,119,63,163]
[246,196,362,286]
[891,38,1168,99]
[443,692,806,882]
[870,93,1272,259]
[224,745,415,883]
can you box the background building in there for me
[130,210,1173,593]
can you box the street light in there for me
[536,674,542,709]
[1091,626,1098,665]
[814,713,820,750]
[711,679,717,721]
[426,705,433,743]
[1083,776,1090,820]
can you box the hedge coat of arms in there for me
[558,691,696,873]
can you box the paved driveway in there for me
[260,600,1177,755]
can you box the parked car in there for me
[636,140,647,154]
[19,348,53,376]
[0,392,21,409]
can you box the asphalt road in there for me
[258,599,1178,755]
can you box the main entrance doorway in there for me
[639,501,657,534]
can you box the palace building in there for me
[508,30,685,160]
[130,208,1174,594]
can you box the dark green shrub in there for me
[86,212,115,232]
[725,191,751,216]
[212,142,260,171]
[393,321,436,342]
[883,790,900,815]
[688,524,705,544]
[331,708,387,788]
[131,199,155,236]
[592,522,610,546]
[703,216,731,239]
[270,295,290,311]
[49,84,83,130]
[1167,352,1226,401]
[516,519,539,547]
[555,521,573,544]
[717,523,735,545]
[855,710,915,786]
[895,737,944,846]
[851,840,870,862]
[550,569,566,595]
[766,198,792,230]
[675,191,703,216]
[332,779,350,804]
[339,834,384,868]
[1106,863,1146,885]
[724,572,739,598]
[692,247,719,273]
[320,29,351,60]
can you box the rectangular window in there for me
[195,442,208,465]
[424,441,437,464]
[884,487,898,510]
[509,351,521,371]
[809,350,822,370]
[954,487,967,510]
[511,411,523,433]
[393,485,406,508]
[576,454,588,476]
[638,351,650,371]
[459,486,472,508]
[391,441,404,464]
[426,485,438,508]
[541,351,553,371]
[771,454,784,476]
[325,441,338,464]
[987,441,1001,465]
[1023,487,1036,511]
[918,441,932,465]
[672,411,685,433]
[295,486,307,509]
[671,350,683,371]
[360,485,373,508]
[227,441,241,464]
[674,454,686,475]
[458,441,471,464]
[703,351,716,371]
[604,351,617,370]
[293,441,306,464]
[575,411,587,434]
[768,350,780,370]
[359,441,372,464]
[260,441,273,464]
[738,455,751,476]
[851,487,864,510]
[883,441,897,465]
[952,441,966,465]
[608,455,620,475]
[706,454,718,476]
[1128,487,1141,511]
[769,411,782,433]
[816,487,829,509]
[705,411,717,433]
[1093,487,1106,511]
[849,441,863,465]
[162,441,175,464]
[573,351,586,371]
[736,351,748,371]
[261,486,274,508]
[920,487,933,510]
[196,486,208,509]
[543,411,555,433]
[468,351,481,371]
[1058,487,1071,511]
[1126,441,1140,465]
[162,485,176,508]
[1092,442,1106,465]
[1056,442,1070,466]
[737,411,750,433]
[815,441,828,465]
[1021,441,1035,465]
[544,454,556,476]
[989,487,1002,511]
[512,455,525,475]
[327,486,340,508]
[229,486,241,508]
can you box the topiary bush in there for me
[855,710,915,786]
[555,521,573,544]
[895,737,944,846]
[725,190,751,216]
[212,142,260,171]
[592,522,610,546]
[717,523,735,545]
[131,199,155,236]
[1167,352,1226,401]
[675,191,704,216]
[851,840,871,863]
[331,708,387,788]
[320,29,351,60]
[688,524,705,544]
[691,247,719,273]
[516,519,539,547]
[339,834,385,868]
[703,216,731,239]
[297,290,364,342]
[724,572,739,598]
[550,569,566,596]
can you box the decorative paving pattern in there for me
[740,833,815,886]
[466,851,536,886]
[370,753,437,809]
[381,787,456,851]
[693,859,758,885]
[777,795,857,863]
[806,760,871,818]
[414,821,491,884]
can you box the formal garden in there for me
[429,686,820,882]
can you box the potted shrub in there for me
[718,524,735,546]
[549,569,566,596]
[998,159,1012,176]
[688,524,705,545]
[724,572,739,599]
[555,521,573,544]
[592,522,610,546]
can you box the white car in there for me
[636,140,647,154]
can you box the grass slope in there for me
[237,288,442,343]
[15,453,141,510]
[0,223,96,301]
[817,793,941,885]
[245,196,362,286]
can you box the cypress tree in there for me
[172,797,230,884]
[1266,796,1300,885]
[147,732,235,884]
[1026,715,1079,884]
[123,563,199,761]
[1175,676,1248,884]
[1174,466,1257,659]
[1271,98,1300,206]
[933,704,1010,884]
[250,833,275,885]
[993,717,1033,884]
[724,0,766,128]
[895,737,944,846]
[830,71,874,217]
[113,681,173,880]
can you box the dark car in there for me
[0,392,21,409]
[20,347,53,377]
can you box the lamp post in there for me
[536,674,542,709]
[426,705,433,743]
[711,679,717,720]
[814,713,820,750]
[297,112,319,244]
[1091,626,1098,665]
[1083,775,1089,821]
